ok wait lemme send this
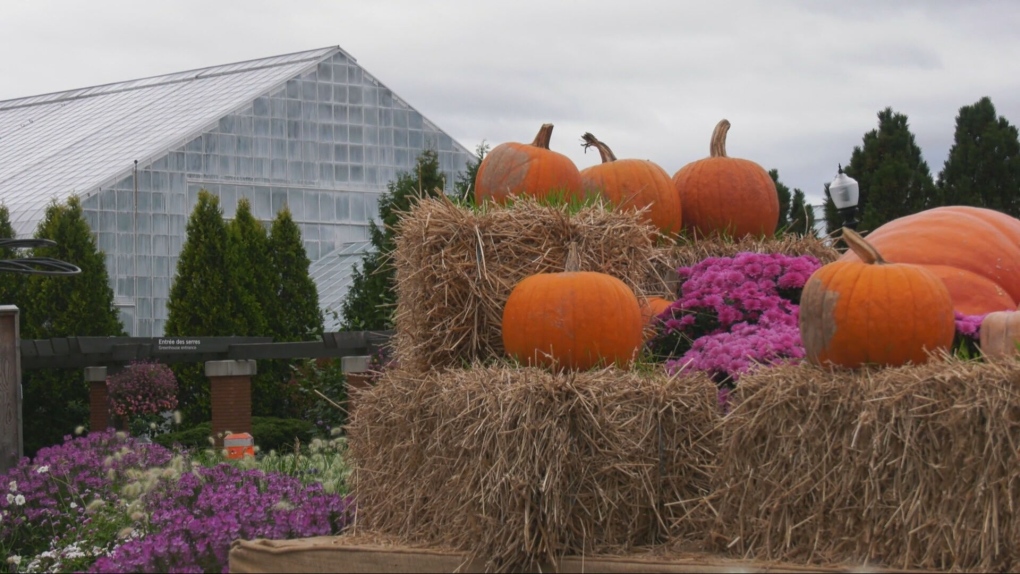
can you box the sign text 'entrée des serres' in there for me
[156,338,202,352]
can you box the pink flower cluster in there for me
[955,311,985,340]
[107,360,179,418]
[652,252,822,383]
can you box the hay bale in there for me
[346,365,720,572]
[645,234,841,296]
[392,196,660,372]
[711,359,1020,572]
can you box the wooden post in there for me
[85,367,110,432]
[0,306,22,473]
[206,360,255,449]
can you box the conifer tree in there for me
[937,97,1020,216]
[226,198,271,336]
[165,190,237,337]
[21,196,124,454]
[768,169,793,232]
[340,148,448,331]
[845,108,937,232]
[456,142,489,204]
[822,183,842,237]
[165,190,237,423]
[788,188,816,237]
[0,204,22,307]
[267,207,323,341]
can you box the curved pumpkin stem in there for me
[709,119,731,158]
[531,124,555,150]
[842,227,886,264]
[565,242,581,272]
[581,132,617,163]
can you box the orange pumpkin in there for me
[475,123,584,205]
[502,245,643,370]
[800,228,955,368]
[639,296,674,341]
[838,206,1020,314]
[580,133,681,237]
[672,119,779,239]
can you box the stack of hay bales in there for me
[347,365,719,572]
[390,195,663,372]
[709,359,1020,572]
[348,196,720,571]
[345,193,1020,573]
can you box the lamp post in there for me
[828,164,860,231]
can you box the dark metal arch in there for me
[0,238,82,276]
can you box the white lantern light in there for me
[828,164,860,230]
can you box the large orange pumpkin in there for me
[672,119,779,239]
[502,246,643,370]
[475,123,584,205]
[800,228,955,368]
[580,133,681,237]
[838,206,1020,315]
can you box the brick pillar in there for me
[206,360,255,449]
[85,367,110,432]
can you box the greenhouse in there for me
[0,46,473,335]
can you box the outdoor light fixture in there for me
[828,164,860,231]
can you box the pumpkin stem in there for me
[565,242,581,272]
[709,119,731,158]
[531,124,555,150]
[581,132,617,163]
[841,227,886,264]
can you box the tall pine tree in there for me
[768,169,793,232]
[788,188,815,237]
[340,148,448,331]
[0,204,23,308]
[456,142,490,204]
[165,190,238,337]
[845,108,937,233]
[267,207,323,342]
[165,190,238,423]
[937,96,1020,216]
[21,196,124,454]
[226,198,271,336]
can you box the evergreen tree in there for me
[21,196,124,454]
[165,190,238,423]
[768,169,793,232]
[456,142,490,204]
[788,188,816,237]
[937,96,1020,216]
[340,148,448,331]
[165,190,237,337]
[267,207,323,342]
[846,108,937,233]
[226,198,271,336]
[0,204,23,307]
[822,183,842,237]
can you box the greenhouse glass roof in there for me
[0,46,340,235]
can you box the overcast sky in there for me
[2,0,1019,206]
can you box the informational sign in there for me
[155,338,204,352]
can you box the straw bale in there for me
[645,234,841,296]
[391,196,660,372]
[346,364,720,572]
[710,358,1020,572]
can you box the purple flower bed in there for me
[650,252,822,384]
[0,431,352,573]
[647,252,990,401]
